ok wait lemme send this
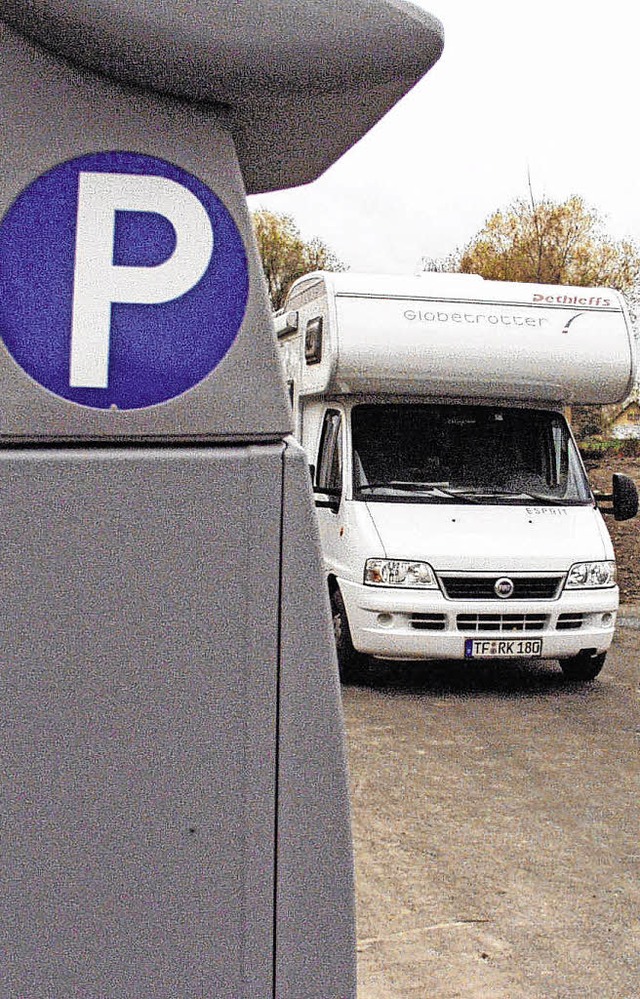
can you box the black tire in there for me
[330,587,364,684]
[560,651,607,682]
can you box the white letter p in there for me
[70,172,214,389]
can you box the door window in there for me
[316,409,343,494]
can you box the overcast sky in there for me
[248,0,640,275]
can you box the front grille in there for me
[457,613,548,633]
[556,613,585,631]
[410,613,447,631]
[440,575,563,600]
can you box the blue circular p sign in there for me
[0,152,249,410]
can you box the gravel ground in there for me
[347,626,640,999]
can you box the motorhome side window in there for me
[351,404,592,505]
[317,410,343,493]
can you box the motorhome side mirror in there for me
[612,473,639,521]
[309,463,315,483]
[314,485,341,512]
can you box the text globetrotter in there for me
[0,152,249,410]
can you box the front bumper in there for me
[339,578,618,661]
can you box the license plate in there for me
[464,638,543,659]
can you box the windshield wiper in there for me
[357,481,481,503]
[521,493,581,506]
[358,480,585,506]
[465,489,578,506]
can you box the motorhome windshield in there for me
[351,404,592,506]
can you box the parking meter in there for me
[0,2,443,996]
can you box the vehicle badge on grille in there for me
[494,577,514,599]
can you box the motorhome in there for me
[276,272,638,683]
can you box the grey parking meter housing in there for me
[0,0,444,194]
[0,3,443,996]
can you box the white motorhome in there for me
[276,272,638,683]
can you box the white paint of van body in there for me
[276,272,634,666]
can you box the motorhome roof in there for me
[285,271,626,311]
[279,272,634,405]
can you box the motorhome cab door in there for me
[314,408,347,563]
[314,406,346,528]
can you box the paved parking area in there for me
[344,627,640,998]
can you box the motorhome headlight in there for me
[364,559,438,588]
[565,561,617,589]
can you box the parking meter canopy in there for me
[0,0,444,192]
